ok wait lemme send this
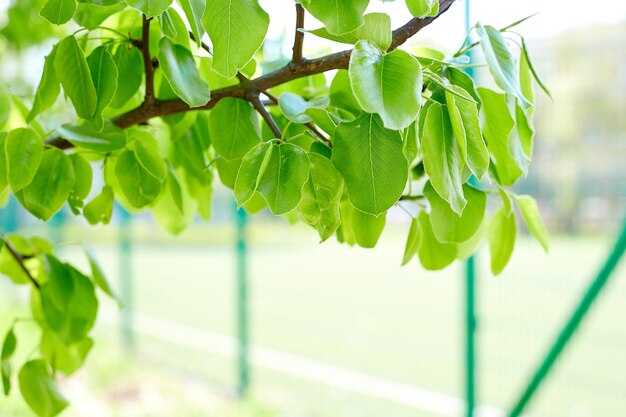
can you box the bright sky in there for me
[260,0,626,54]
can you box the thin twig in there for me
[141,15,155,105]
[44,0,457,149]
[249,94,282,138]
[292,4,305,63]
[4,241,40,289]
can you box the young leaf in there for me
[85,246,119,302]
[68,153,92,213]
[421,103,466,214]
[40,332,93,376]
[406,0,438,18]
[18,360,68,417]
[124,0,172,18]
[87,45,118,130]
[475,22,530,110]
[158,38,210,108]
[401,217,420,266]
[209,98,261,160]
[16,149,75,221]
[417,211,457,270]
[515,194,549,251]
[488,206,517,275]
[332,113,408,216]
[256,143,310,215]
[0,85,10,129]
[300,0,369,35]
[445,85,489,179]
[352,209,386,248]
[350,40,422,130]
[83,186,114,225]
[278,93,329,124]
[4,128,44,192]
[424,181,486,243]
[28,45,60,122]
[54,36,97,120]
[307,13,392,51]
[40,0,77,25]
[202,0,269,78]
[521,38,552,101]
[55,122,126,152]
[300,153,344,242]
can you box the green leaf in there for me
[85,247,119,301]
[83,186,114,225]
[488,206,517,275]
[256,143,310,215]
[19,360,68,417]
[68,153,92,213]
[424,181,486,243]
[41,331,93,376]
[115,144,165,208]
[87,45,118,130]
[1,327,17,395]
[416,211,457,270]
[445,84,489,179]
[177,0,205,47]
[56,122,126,152]
[406,0,438,18]
[520,38,552,101]
[202,0,269,78]
[158,38,210,108]
[352,209,386,248]
[28,45,60,122]
[307,13,392,50]
[54,36,97,120]
[300,153,344,242]
[300,0,369,35]
[74,1,126,30]
[40,257,98,344]
[421,103,466,214]
[332,113,407,215]
[0,85,10,129]
[234,142,272,206]
[401,217,420,265]
[477,87,521,186]
[330,70,361,117]
[40,0,77,25]
[209,98,261,160]
[0,133,7,194]
[5,128,44,192]
[17,149,75,220]
[515,194,549,251]
[124,0,172,17]
[349,40,422,130]
[476,23,530,110]
[111,44,143,108]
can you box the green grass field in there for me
[1,220,625,417]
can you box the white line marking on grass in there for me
[106,312,509,417]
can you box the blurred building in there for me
[517,23,626,232]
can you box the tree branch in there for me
[292,4,305,63]
[249,94,282,139]
[4,241,40,289]
[141,15,155,106]
[45,0,456,149]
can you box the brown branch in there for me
[4,241,40,289]
[292,4,305,63]
[141,15,155,105]
[45,0,456,149]
[249,94,282,138]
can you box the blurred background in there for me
[1,0,625,416]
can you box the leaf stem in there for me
[3,240,40,290]
[249,94,282,139]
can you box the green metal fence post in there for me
[118,206,134,349]
[509,219,626,417]
[235,205,250,397]
[464,2,476,415]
